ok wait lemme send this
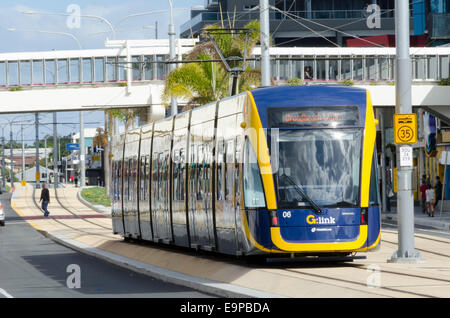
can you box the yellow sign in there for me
[394,113,417,144]
[36,172,40,181]
[21,180,26,186]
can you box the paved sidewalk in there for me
[9,183,450,298]
[382,202,450,232]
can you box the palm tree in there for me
[163,20,261,111]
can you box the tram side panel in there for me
[359,91,381,251]
[138,124,154,242]
[111,133,125,236]
[367,150,381,250]
[151,118,174,244]
[171,112,190,248]
[214,94,246,255]
[188,103,217,250]
[123,129,141,239]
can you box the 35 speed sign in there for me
[394,113,417,145]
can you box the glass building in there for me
[181,0,450,47]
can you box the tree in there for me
[163,20,262,110]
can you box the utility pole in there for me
[389,0,423,263]
[168,0,178,116]
[9,125,13,191]
[53,112,58,188]
[79,111,86,188]
[35,113,40,189]
[2,130,5,192]
[260,0,271,87]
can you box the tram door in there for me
[234,136,246,253]
[188,141,215,250]
[152,151,172,243]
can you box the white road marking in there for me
[0,288,14,298]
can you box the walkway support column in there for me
[80,111,86,188]
[35,113,40,189]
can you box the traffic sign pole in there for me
[389,0,424,264]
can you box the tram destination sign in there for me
[394,113,417,144]
[268,106,360,128]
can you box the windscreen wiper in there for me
[281,173,323,214]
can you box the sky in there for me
[0,0,204,146]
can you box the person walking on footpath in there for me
[39,183,50,217]
[420,177,427,214]
[435,176,443,208]
[425,185,435,217]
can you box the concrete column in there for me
[80,111,86,188]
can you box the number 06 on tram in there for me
[110,85,381,257]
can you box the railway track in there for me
[18,185,450,298]
[53,186,111,231]
[29,186,112,237]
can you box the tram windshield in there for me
[273,129,362,209]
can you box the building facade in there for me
[181,0,450,47]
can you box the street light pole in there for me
[22,10,116,40]
[1,129,5,192]
[168,0,178,116]
[53,113,58,188]
[389,0,423,263]
[7,28,82,49]
[9,125,13,191]
[260,0,271,87]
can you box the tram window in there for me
[369,150,380,206]
[145,155,150,201]
[158,153,163,201]
[173,150,179,201]
[225,140,235,201]
[197,145,204,200]
[128,159,132,201]
[118,161,122,200]
[204,144,211,196]
[180,149,185,200]
[243,139,266,208]
[235,138,242,198]
[140,156,146,201]
[216,140,225,201]
[163,154,169,202]
[190,144,196,200]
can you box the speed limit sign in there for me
[394,114,417,145]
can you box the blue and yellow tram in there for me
[110,85,381,256]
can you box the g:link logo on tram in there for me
[306,215,336,225]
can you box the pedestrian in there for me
[74,176,78,187]
[435,176,443,208]
[39,183,50,217]
[425,185,435,217]
[420,178,427,214]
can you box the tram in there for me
[110,85,381,257]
